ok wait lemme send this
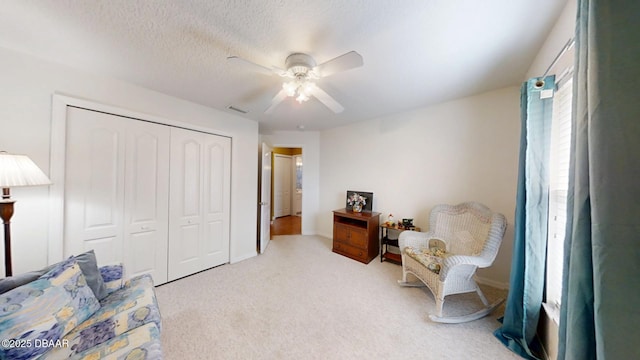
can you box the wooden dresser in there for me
[332,209,381,264]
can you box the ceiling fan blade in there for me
[271,66,289,77]
[310,85,344,113]
[227,55,275,76]
[265,89,289,114]
[314,51,363,78]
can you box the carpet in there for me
[155,235,519,359]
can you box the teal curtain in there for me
[494,75,555,360]
[558,1,640,359]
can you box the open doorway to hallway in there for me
[271,147,302,236]
[271,215,301,236]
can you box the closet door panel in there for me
[180,224,201,261]
[182,140,202,217]
[84,129,120,231]
[205,221,223,254]
[128,133,162,223]
[65,108,126,264]
[123,122,170,284]
[84,237,120,265]
[168,130,230,280]
[66,107,170,285]
[202,136,230,265]
[128,232,158,276]
[169,128,205,280]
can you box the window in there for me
[545,74,573,323]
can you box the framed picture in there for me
[345,190,373,212]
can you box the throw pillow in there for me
[0,257,100,360]
[73,250,108,300]
[100,264,125,295]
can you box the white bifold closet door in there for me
[64,107,231,285]
[64,107,170,284]
[168,127,231,281]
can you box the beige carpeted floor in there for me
[155,235,519,359]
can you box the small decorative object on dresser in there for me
[345,190,373,212]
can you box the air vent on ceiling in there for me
[227,105,248,114]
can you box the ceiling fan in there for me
[227,51,363,114]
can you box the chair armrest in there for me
[399,230,443,251]
[442,254,491,269]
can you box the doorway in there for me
[271,147,302,235]
[270,215,301,236]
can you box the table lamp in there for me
[0,151,51,277]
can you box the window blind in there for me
[545,76,573,318]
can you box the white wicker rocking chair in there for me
[398,202,507,323]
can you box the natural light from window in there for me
[545,74,573,324]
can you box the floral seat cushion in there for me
[404,246,449,274]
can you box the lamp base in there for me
[0,197,15,277]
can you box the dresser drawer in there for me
[333,242,368,262]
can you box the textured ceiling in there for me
[0,0,566,132]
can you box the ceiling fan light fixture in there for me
[283,78,316,103]
[283,81,298,96]
[297,81,315,102]
[301,81,315,94]
[296,92,310,103]
[229,51,361,114]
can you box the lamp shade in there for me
[0,152,51,187]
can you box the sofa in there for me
[0,251,162,359]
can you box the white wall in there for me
[0,47,259,276]
[319,87,521,287]
[260,131,320,235]
[526,0,577,78]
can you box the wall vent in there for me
[227,105,248,114]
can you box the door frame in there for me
[257,142,272,254]
[292,154,303,216]
[49,94,233,264]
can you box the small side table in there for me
[380,224,420,264]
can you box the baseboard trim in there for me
[475,276,510,290]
